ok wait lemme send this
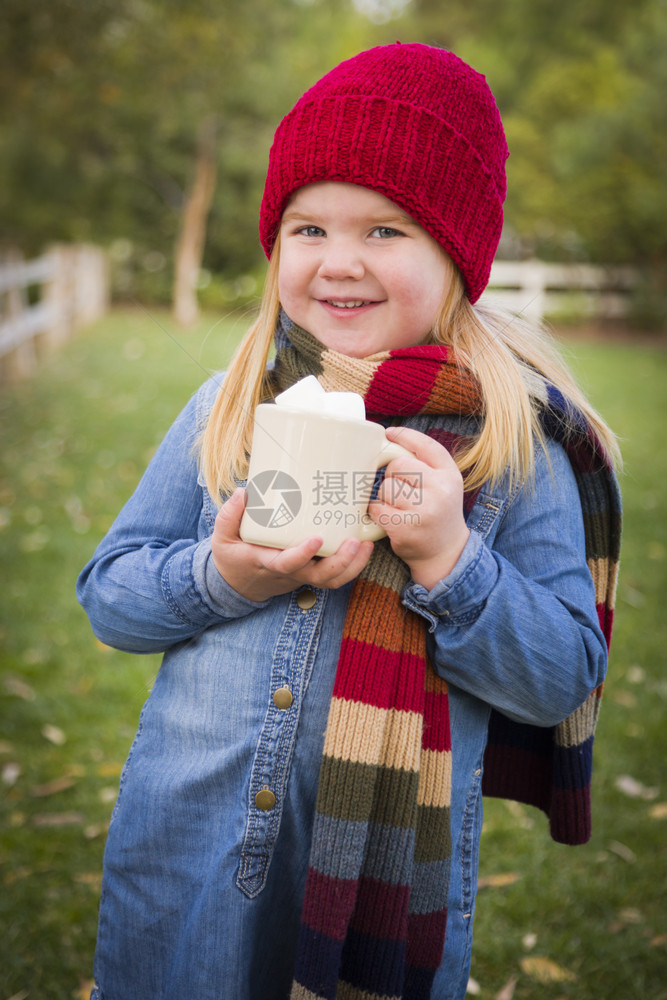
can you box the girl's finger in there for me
[260,535,323,576]
[385,425,457,470]
[307,538,373,589]
[377,469,424,509]
[214,488,247,542]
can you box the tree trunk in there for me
[172,117,217,327]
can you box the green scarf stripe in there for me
[414,805,453,864]
[271,312,620,997]
[316,756,419,829]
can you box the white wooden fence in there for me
[0,244,109,381]
[481,259,638,323]
[0,250,638,381]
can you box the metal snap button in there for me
[296,588,317,610]
[273,687,293,710]
[254,788,276,811]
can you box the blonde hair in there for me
[201,241,620,502]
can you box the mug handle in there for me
[357,435,414,542]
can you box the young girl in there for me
[78,43,621,1000]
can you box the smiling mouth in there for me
[325,299,374,308]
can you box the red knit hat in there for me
[259,42,509,304]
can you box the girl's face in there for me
[278,182,451,358]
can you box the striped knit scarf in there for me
[266,313,621,1000]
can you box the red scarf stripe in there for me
[405,910,449,969]
[597,603,614,643]
[349,876,411,940]
[422,688,452,752]
[332,641,426,713]
[567,429,609,474]
[365,353,445,415]
[300,867,358,940]
[272,317,620,996]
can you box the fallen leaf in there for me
[522,932,538,951]
[2,762,21,786]
[74,872,103,890]
[3,867,32,885]
[23,647,46,665]
[478,872,522,889]
[649,802,667,819]
[20,526,51,552]
[495,975,518,1000]
[75,675,95,695]
[31,811,84,827]
[607,840,637,864]
[650,934,667,948]
[84,822,108,839]
[621,585,644,608]
[76,978,96,1000]
[503,799,534,828]
[614,774,658,800]
[41,723,67,746]
[6,990,30,1000]
[96,762,123,777]
[520,956,577,984]
[3,675,36,701]
[0,738,16,753]
[31,775,77,797]
[609,906,644,933]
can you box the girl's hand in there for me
[368,425,470,591]
[211,488,374,603]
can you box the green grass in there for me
[1,309,665,998]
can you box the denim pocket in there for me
[466,490,506,543]
[107,704,148,828]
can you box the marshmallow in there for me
[275,376,366,421]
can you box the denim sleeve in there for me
[76,381,268,654]
[403,439,608,727]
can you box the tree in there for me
[402,0,666,283]
[0,0,389,319]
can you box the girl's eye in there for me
[371,226,402,239]
[297,225,325,238]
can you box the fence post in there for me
[0,248,36,380]
[73,244,110,328]
[0,243,110,383]
[519,260,547,323]
[41,244,75,350]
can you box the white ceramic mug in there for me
[239,403,412,556]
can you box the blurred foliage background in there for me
[1,0,666,322]
[1,2,666,996]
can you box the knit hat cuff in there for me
[259,94,505,304]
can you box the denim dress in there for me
[77,377,607,1000]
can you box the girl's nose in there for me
[317,241,365,281]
